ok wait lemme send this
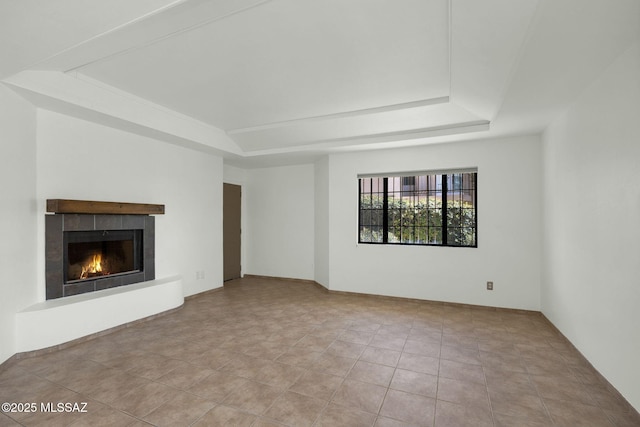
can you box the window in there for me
[359,170,477,247]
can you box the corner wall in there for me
[0,85,38,364]
[245,164,315,280]
[314,157,330,287]
[542,41,640,410]
[327,135,542,310]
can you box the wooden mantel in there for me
[46,199,165,215]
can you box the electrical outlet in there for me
[487,281,494,290]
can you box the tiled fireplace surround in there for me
[45,213,155,300]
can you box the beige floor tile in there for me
[187,370,248,402]
[289,370,343,400]
[111,381,178,418]
[188,348,237,370]
[155,362,213,390]
[403,338,441,358]
[347,360,395,387]
[218,353,267,379]
[251,419,288,427]
[489,389,550,423]
[397,353,439,376]
[440,345,481,365]
[441,334,477,350]
[348,320,382,333]
[434,400,493,427]
[374,416,417,426]
[15,409,85,427]
[310,353,356,377]
[294,335,335,352]
[142,391,216,426]
[484,368,538,396]
[438,359,485,384]
[222,380,283,415]
[338,329,375,345]
[192,404,256,426]
[315,403,376,427]
[275,347,322,368]
[331,379,387,414]
[326,340,367,359]
[476,339,520,356]
[0,414,20,427]
[83,369,150,404]
[254,360,306,389]
[67,404,140,427]
[390,369,438,398]
[121,353,181,380]
[369,335,407,352]
[544,398,614,427]
[243,341,288,360]
[603,408,640,427]
[379,389,436,426]
[532,374,598,405]
[493,412,553,427]
[360,347,402,367]
[263,391,326,426]
[479,349,526,373]
[437,377,490,409]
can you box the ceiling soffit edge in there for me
[227,97,451,135]
[243,120,491,157]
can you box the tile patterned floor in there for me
[1,276,638,426]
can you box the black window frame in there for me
[358,171,477,248]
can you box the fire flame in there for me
[80,254,103,279]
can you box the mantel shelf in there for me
[46,199,165,215]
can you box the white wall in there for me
[245,164,315,280]
[327,136,542,310]
[314,157,330,287]
[542,41,640,410]
[36,110,224,298]
[0,85,38,364]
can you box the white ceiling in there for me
[1,0,638,167]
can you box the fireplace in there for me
[45,200,163,299]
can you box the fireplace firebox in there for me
[45,212,156,299]
[65,229,143,283]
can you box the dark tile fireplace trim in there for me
[45,214,155,299]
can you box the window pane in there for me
[447,228,462,246]
[447,227,475,247]
[359,226,371,242]
[445,172,476,247]
[417,176,427,191]
[401,227,413,243]
[370,226,383,243]
[388,227,400,243]
[429,227,443,244]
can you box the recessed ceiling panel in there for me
[78,0,450,130]
[0,0,178,79]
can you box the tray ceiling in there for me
[2,0,638,165]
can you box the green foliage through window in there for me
[359,172,477,247]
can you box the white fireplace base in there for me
[15,276,183,352]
